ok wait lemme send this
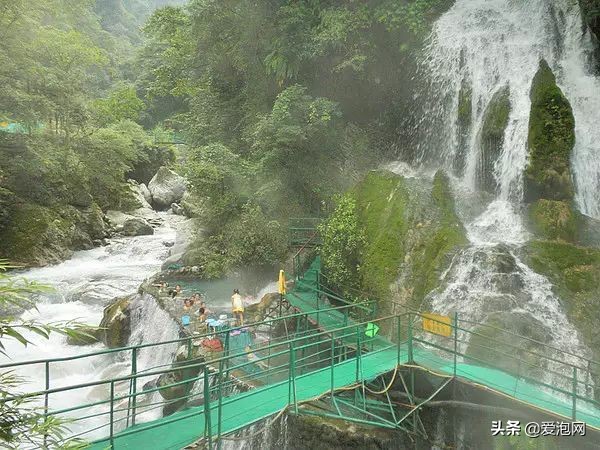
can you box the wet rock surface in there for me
[121,217,154,236]
[99,295,134,348]
[148,167,187,209]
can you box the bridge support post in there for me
[396,315,402,366]
[129,346,138,427]
[43,361,50,447]
[204,366,213,449]
[572,367,578,420]
[109,380,115,449]
[289,341,298,413]
[407,314,414,364]
[217,332,228,450]
[453,312,458,377]
[330,334,335,398]
[355,328,362,383]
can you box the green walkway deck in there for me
[90,346,400,450]
[86,256,600,449]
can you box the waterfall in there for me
[420,0,600,218]
[415,0,598,385]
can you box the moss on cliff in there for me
[0,203,72,265]
[528,199,580,242]
[478,86,510,193]
[321,170,466,312]
[0,200,107,266]
[524,60,575,202]
[524,241,600,392]
[454,79,472,176]
[354,171,409,302]
[411,171,467,304]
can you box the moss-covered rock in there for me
[454,79,473,176]
[523,240,600,397]
[466,311,551,379]
[0,201,108,266]
[354,171,410,303]
[528,199,580,242]
[0,202,73,265]
[157,344,204,415]
[478,86,510,193]
[524,60,575,203]
[321,170,467,312]
[99,296,133,348]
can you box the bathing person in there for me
[183,298,194,311]
[231,289,244,326]
[169,285,182,298]
[199,301,212,322]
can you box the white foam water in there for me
[418,0,597,389]
[3,213,185,441]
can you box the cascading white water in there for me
[557,2,600,219]
[422,0,600,217]
[416,0,599,386]
[3,212,185,441]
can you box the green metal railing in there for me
[289,217,322,247]
[0,300,375,442]
[3,309,600,449]
[3,263,600,449]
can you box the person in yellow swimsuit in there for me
[231,289,244,326]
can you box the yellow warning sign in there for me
[422,313,453,337]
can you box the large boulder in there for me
[0,201,108,266]
[148,167,187,209]
[477,86,511,193]
[157,345,204,415]
[524,60,575,203]
[99,296,133,348]
[139,183,152,204]
[105,210,134,229]
[121,217,154,236]
[126,179,152,209]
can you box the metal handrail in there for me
[4,310,598,447]
[0,302,368,370]
[4,255,600,445]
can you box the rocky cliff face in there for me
[320,169,467,314]
[579,0,600,43]
[524,60,576,203]
[0,202,109,266]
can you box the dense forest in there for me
[0,0,454,276]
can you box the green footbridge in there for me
[2,255,600,449]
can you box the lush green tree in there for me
[91,85,145,126]
[76,120,149,208]
[251,85,343,214]
[319,195,365,297]
[224,203,287,270]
